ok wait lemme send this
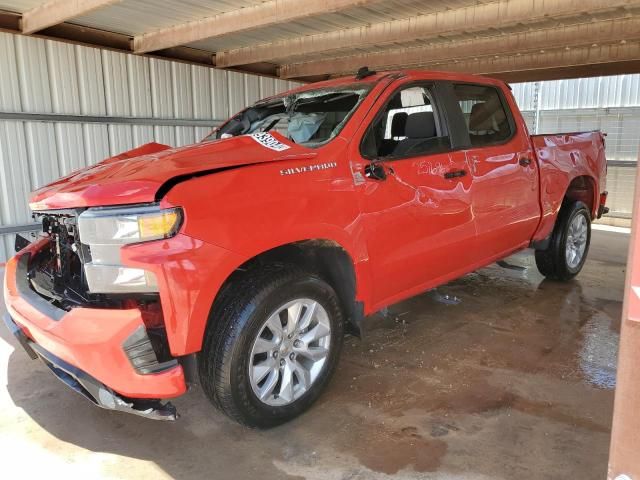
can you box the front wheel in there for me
[198,267,344,428]
[535,201,591,281]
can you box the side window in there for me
[362,85,450,159]
[452,84,513,147]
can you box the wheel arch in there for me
[564,174,598,218]
[204,239,366,345]
[532,172,599,247]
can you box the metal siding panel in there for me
[102,49,131,116]
[244,74,261,105]
[227,71,246,116]
[102,34,134,155]
[175,126,196,146]
[211,68,229,120]
[274,79,290,95]
[127,55,154,145]
[1,235,13,264]
[76,45,107,115]
[15,35,52,113]
[24,122,59,190]
[195,126,211,140]
[0,33,22,112]
[46,40,81,115]
[0,121,31,224]
[150,58,174,119]
[55,123,85,175]
[127,55,153,116]
[132,125,155,145]
[538,74,640,109]
[260,77,276,99]
[108,125,134,156]
[82,123,110,164]
[154,126,176,146]
[192,66,213,120]
[172,62,194,119]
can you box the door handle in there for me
[444,169,467,179]
[519,157,532,167]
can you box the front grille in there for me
[29,210,97,309]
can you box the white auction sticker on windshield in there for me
[249,132,291,151]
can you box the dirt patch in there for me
[510,395,610,433]
[349,426,447,475]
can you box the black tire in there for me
[198,265,344,428]
[535,201,591,281]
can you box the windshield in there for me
[204,83,373,147]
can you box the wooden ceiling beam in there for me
[133,0,379,54]
[490,60,640,82]
[0,11,289,81]
[218,0,636,68]
[21,0,122,34]
[280,16,640,78]
[449,42,640,81]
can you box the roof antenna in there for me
[355,66,376,80]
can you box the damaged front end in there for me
[5,208,187,420]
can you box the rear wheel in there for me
[535,201,591,281]
[198,266,344,428]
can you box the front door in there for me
[352,81,477,309]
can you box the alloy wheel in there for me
[249,298,331,406]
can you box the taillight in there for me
[600,192,608,207]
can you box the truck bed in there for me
[531,130,607,241]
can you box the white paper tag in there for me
[249,132,291,152]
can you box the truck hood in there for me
[30,133,316,210]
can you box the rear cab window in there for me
[452,83,515,147]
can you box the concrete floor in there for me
[0,228,628,479]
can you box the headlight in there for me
[77,205,182,294]
[78,205,182,245]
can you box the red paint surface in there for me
[6,70,607,399]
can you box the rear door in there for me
[449,82,541,260]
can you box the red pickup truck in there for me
[3,69,607,427]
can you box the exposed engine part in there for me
[30,211,95,309]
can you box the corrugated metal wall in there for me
[1,30,637,260]
[512,75,640,110]
[0,32,298,260]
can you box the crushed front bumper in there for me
[3,239,187,420]
[3,313,177,420]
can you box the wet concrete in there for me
[0,228,628,479]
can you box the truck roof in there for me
[280,69,509,97]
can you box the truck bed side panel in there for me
[531,131,607,241]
